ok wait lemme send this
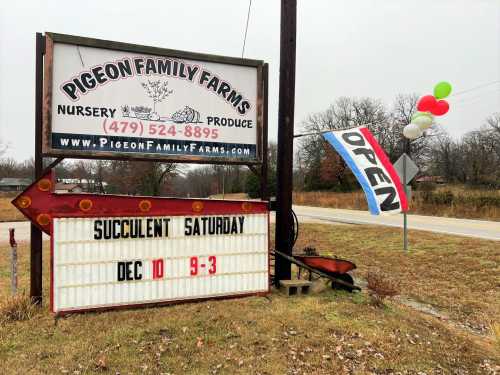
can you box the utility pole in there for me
[31,32,44,305]
[275,0,297,283]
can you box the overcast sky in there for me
[1,0,499,161]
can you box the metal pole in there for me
[275,0,297,283]
[403,155,408,252]
[31,32,44,305]
[403,138,411,252]
[9,228,18,295]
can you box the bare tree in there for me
[485,113,500,134]
[298,97,388,190]
[0,139,8,158]
[485,113,500,159]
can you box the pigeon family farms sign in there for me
[42,33,265,163]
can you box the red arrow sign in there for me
[12,170,267,235]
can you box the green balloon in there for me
[411,111,432,121]
[434,81,452,99]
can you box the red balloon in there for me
[431,100,449,116]
[417,95,437,112]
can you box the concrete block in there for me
[279,279,313,296]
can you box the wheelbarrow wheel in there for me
[330,273,355,292]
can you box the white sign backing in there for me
[43,33,265,163]
[52,214,269,313]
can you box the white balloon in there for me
[403,123,423,139]
[412,114,433,130]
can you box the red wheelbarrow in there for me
[295,254,357,291]
[273,249,360,292]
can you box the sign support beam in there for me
[260,63,269,201]
[31,32,45,305]
[275,0,297,283]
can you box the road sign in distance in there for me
[394,153,419,185]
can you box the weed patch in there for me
[0,293,37,323]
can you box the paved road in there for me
[1,206,499,243]
[292,205,500,241]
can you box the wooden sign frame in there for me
[42,32,267,165]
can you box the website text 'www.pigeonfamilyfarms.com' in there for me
[51,133,255,158]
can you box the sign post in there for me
[394,153,419,251]
[275,0,297,283]
[31,32,45,304]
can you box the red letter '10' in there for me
[152,258,164,279]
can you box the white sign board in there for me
[51,214,269,314]
[43,33,264,163]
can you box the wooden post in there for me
[275,0,297,283]
[31,32,44,305]
[260,63,269,201]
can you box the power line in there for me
[451,87,500,106]
[241,0,252,58]
[76,46,85,67]
[450,80,500,97]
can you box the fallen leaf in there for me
[196,337,204,348]
[95,354,108,371]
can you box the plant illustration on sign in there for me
[120,80,202,123]
[141,80,173,120]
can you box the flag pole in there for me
[293,124,372,139]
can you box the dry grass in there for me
[0,293,37,323]
[493,323,500,350]
[294,187,500,221]
[294,191,368,211]
[295,224,500,333]
[0,197,26,222]
[0,227,499,373]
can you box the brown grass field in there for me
[294,186,500,221]
[0,224,498,374]
[0,197,25,222]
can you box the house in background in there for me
[57,178,108,193]
[0,178,32,192]
[415,175,446,184]
[55,182,84,193]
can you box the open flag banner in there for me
[323,126,408,215]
